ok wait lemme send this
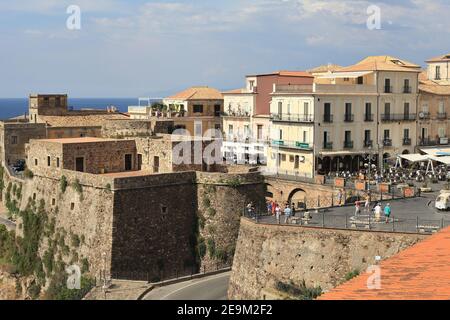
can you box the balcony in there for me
[437,112,447,120]
[270,113,314,123]
[323,142,333,150]
[383,139,393,147]
[314,84,377,94]
[381,114,417,121]
[418,112,431,120]
[403,86,412,94]
[420,138,437,146]
[344,114,354,122]
[364,140,373,148]
[403,138,412,146]
[364,114,374,122]
[384,86,393,93]
[323,114,333,123]
[271,140,313,151]
[343,141,354,149]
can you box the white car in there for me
[435,191,450,210]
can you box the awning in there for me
[319,151,366,157]
[317,71,373,79]
[428,156,450,165]
[420,147,450,157]
[398,154,429,163]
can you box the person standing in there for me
[275,204,281,223]
[337,189,343,206]
[284,205,292,224]
[291,203,296,217]
[355,200,361,216]
[267,201,272,216]
[374,203,382,222]
[364,197,370,214]
[384,203,391,223]
[271,201,276,216]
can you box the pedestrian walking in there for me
[284,205,292,224]
[247,202,253,218]
[271,201,276,216]
[384,203,391,223]
[355,200,361,216]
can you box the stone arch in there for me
[402,149,410,155]
[288,188,307,209]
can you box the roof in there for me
[165,86,223,100]
[319,227,450,300]
[338,56,422,73]
[419,83,450,95]
[426,53,450,63]
[36,137,126,144]
[246,70,313,78]
[307,64,343,73]
[39,113,129,127]
[222,88,254,95]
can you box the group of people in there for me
[354,198,392,223]
[266,201,298,224]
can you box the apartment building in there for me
[267,56,421,177]
[418,54,450,147]
[267,84,315,177]
[222,71,313,164]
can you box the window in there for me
[52,198,56,206]
[279,129,283,140]
[193,105,203,113]
[357,76,364,85]
[125,154,133,171]
[154,156,160,173]
[404,129,410,139]
[304,102,309,116]
[278,101,283,114]
[71,203,75,210]
[75,157,84,172]
[439,101,445,114]
[257,125,263,140]
[34,159,38,166]
[11,136,18,145]
[344,78,350,82]
[422,103,429,113]
[385,79,392,93]
[137,154,142,170]
[56,157,60,168]
[404,79,410,93]
[161,205,168,215]
[345,103,352,115]
[249,80,255,91]
[303,131,308,143]
[385,103,391,115]
[294,156,300,169]
[384,130,390,139]
[244,125,250,137]
[439,128,446,138]
[365,130,371,142]
[404,102,410,115]
[47,156,51,167]
[228,125,234,136]
[287,103,291,115]
[436,66,441,80]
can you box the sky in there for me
[0,0,449,98]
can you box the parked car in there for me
[435,191,450,211]
[11,159,26,173]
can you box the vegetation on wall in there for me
[60,176,68,193]
[344,269,360,282]
[23,169,34,179]
[276,280,322,300]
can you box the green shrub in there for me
[105,183,112,192]
[344,269,360,282]
[207,207,216,217]
[276,280,322,300]
[207,238,216,258]
[72,179,83,194]
[202,197,211,208]
[23,169,34,179]
[81,258,90,273]
[70,234,81,247]
[196,237,206,259]
[28,282,41,300]
[60,176,68,193]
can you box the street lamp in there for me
[364,147,377,195]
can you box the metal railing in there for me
[384,86,393,93]
[323,142,333,150]
[403,138,412,146]
[344,114,354,122]
[437,112,447,120]
[323,115,333,123]
[403,86,412,93]
[270,113,314,122]
[383,139,393,147]
[364,114,374,122]
[343,141,354,149]
[381,114,417,121]
[271,140,313,150]
[364,140,373,148]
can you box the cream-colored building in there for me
[267,84,315,178]
[128,87,223,137]
[267,56,421,177]
[418,54,450,147]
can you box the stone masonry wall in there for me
[228,219,428,300]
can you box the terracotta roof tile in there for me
[166,86,223,100]
[339,56,421,73]
[319,227,450,300]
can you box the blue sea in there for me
[0,98,162,120]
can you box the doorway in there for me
[75,157,85,172]
[125,154,133,171]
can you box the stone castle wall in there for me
[3,168,266,283]
[228,219,427,300]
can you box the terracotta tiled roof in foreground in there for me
[319,227,450,300]
[166,86,223,100]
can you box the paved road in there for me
[144,272,230,300]
[258,193,450,233]
[0,216,16,230]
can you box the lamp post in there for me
[364,147,377,195]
